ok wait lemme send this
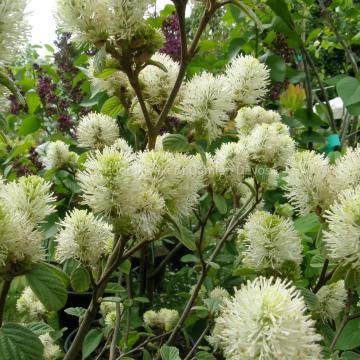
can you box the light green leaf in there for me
[18,115,41,136]
[101,96,123,117]
[71,267,90,293]
[213,193,227,215]
[162,134,190,152]
[159,345,181,360]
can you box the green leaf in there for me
[162,134,190,152]
[345,267,360,289]
[42,261,70,288]
[294,109,326,128]
[71,267,90,292]
[17,115,41,136]
[342,351,360,360]
[195,351,217,360]
[266,54,286,82]
[299,288,319,310]
[64,307,87,318]
[119,259,132,274]
[92,46,106,74]
[294,213,321,234]
[266,0,293,28]
[329,263,351,284]
[159,345,181,360]
[26,92,41,114]
[213,193,227,214]
[101,96,123,117]
[335,318,360,350]
[24,322,54,336]
[228,38,245,60]
[82,329,103,360]
[0,66,25,105]
[26,263,68,311]
[0,323,44,360]
[336,77,360,115]
[167,215,196,251]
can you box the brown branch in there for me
[184,323,210,360]
[0,279,12,326]
[313,259,329,293]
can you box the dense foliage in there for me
[0,0,360,359]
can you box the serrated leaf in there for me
[71,267,90,293]
[0,323,44,360]
[101,96,123,117]
[82,329,103,359]
[24,322,54,336]
[196,351,217,360]
[159,345,181,360]
[64,307,87,318]
[92,47,106,74]
[162,134,190,152]
[299,288,319,310]
[26,263,67,311]
[18,115,41,136]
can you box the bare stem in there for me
[183,323,210,360]
[0,279,12,326]
[163,195,259,347]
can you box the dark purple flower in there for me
[160,14,182,62]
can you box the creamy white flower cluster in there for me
[281,147,360,271]
[237,211,302,276]
[207,110,294,194]
[178,55,270,141]
[56,0,153,44]
[39,333,62,360]
[209,277,323,360]
[16,287,47,321]
[0,176,55,272]
[41,140,79,170]
[0,0,29,65]
[100,301,124,328]
[143,308,179,331]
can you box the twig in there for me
[313,259,329,293]
[0,279,12,326]
[183,323,210,360]
[164,195,259,347]
[116,331,172,359]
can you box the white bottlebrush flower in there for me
[16,287,46,320]
[143,310,158,328]
[143,308,179,331]
[139,52,180,106]
[330,146,360,193]
[77,146,138,216]
[209,277,323,360]
[158,308,179,331]
[245,122,295,169]
[235,106,281,135]
[224,55,270,108]
[283,151,335,216]
[39,333,62,360]
[208,142,250,192]
[0,175,55,224]
[0,0,29,64]
[0,204,43,269]
[77,112,120,149]
[42,140,79,170]
[131,188,165,238]
[316,280,346,323]
[56,0,152,44]
[55,209,114,267]
[209,287,230,301]
[100,301,123,328]
[323,187,360,268]
[112,138,133,154]
[178,72,234,141]
[136,150,206,217]
[237,211,303,274]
